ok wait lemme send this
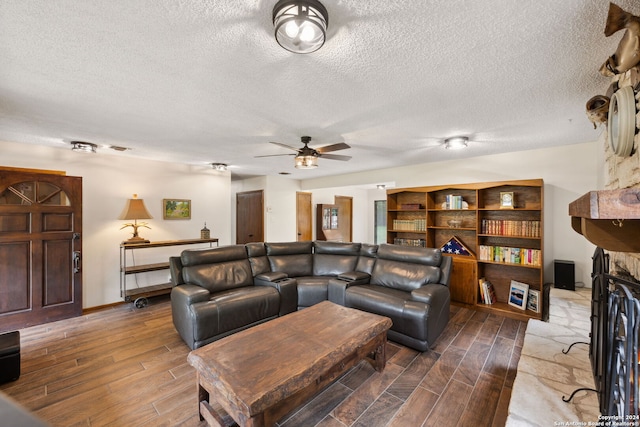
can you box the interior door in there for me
[236,190,264,244]
[335,195,353,242]
[296,192,312,241]
[0,170,83,332]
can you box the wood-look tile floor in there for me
[0,296,525,427]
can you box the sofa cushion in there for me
[355,244,378,274]
[296,276,332,307]
[266,241,313,277]
[313,241,361,276]
[190,286,280,340]
[370,244,442,292]
[246,242,270,276]
[345,284,430,339]
[181,245,254,294]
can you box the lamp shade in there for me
[273,0,328,54]
[119,194,153,220]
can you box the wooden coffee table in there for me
[187,301,392,427]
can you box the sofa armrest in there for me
[171,284,211,349]
[410,283,450,306]
[328,272,371,306]
[439,256,453,287]
[338,271,371,283]
[256,277,297,316]
[171,284,210,305]
[254,271,288,282]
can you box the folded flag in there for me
[440,236,472,256]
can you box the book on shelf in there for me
[478,245,541,266]
[480,219,541,238]
[444,194,465,210]
[478,277,498,304]
[478,277,497,304]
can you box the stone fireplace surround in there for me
[603,69,640,278]
[506,68,640,425]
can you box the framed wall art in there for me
[508,280,529,310]
[163,199,191,220]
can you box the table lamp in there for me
[119,194,153,244]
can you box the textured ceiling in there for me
[0,1,633,180]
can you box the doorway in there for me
[296,192,312,241]
[236,190,264,244]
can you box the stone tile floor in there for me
[507,287,600,426]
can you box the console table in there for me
[120,238,218,308]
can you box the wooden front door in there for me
[0,170,83,332]
[236,190,264,244]
[296,192,312,241]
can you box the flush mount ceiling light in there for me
[273,0,328,54]
[444,137,468,150]
[210,163,228,171]
[71,141,97,153]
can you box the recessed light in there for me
[210,163,228,171]
[70,141,97,153]
[444,137,468,150]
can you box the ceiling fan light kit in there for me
[273,0,328,54]
[295,154,318,169]
[256,136,350,169]
[444,136,468,150]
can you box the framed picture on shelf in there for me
[527,289,540,313]
[508,280,529,310]
[163,199,191,220]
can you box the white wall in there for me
[1,140,231,308]
[300,142,599,287]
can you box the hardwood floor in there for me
[0,296,525,426]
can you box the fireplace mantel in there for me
[569,188,640,252]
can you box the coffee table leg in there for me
[197,374,209,421]
[373,336,387,372]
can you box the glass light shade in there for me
[445,137,468,150]
[273,0,328,54]
[295,155,318,169]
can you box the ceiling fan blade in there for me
[255,153,296,158]
[269,141,300,152]
[320,153,351,161]
[315,142,351,154]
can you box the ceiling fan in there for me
[256,136,351,169]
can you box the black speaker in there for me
[554,260,575,290]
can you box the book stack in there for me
[478,245,541,266]
[393,238,426,247]
[392,219,426,231]
[445,195,465,210]
[480,219,541,237]
[478,277,497,304]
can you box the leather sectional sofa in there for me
[170,241,452,352]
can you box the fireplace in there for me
[589,247,640,416]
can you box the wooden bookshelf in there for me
[388,179,544,321]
